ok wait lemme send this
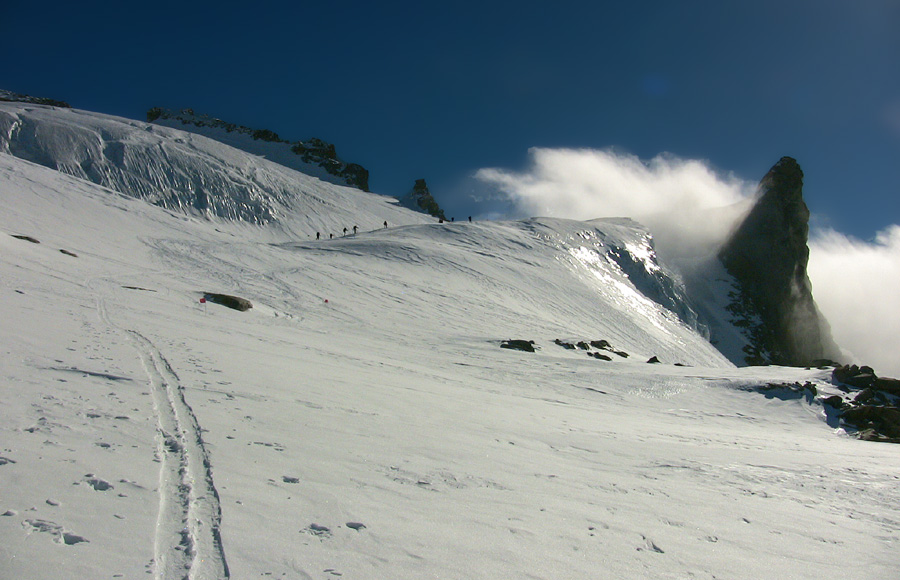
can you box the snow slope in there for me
[1,108,899,580]
[0,101,426,236]
[149,109,369,193]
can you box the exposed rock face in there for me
[401,179,446,220]
[0,89,70,108]
[290,137,370,192]
[719,157,838,366]
[831,364,900,443]
[147,108,370,191]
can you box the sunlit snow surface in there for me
[1,107,898,580]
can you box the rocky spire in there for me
[718,157,839,366]
[401,179,446,220]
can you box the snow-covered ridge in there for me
[148,107,370,191]
[0,101,427,236]
[265,214,724,366]
[0,88,71,108]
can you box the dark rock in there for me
[647,356,661,364]
[833,364,858,384]
[822,395,844,409]
[874,377,900,395]
[846,373,877,389]
[833,364,881,389]
[576,341,590,350]
[554,339,576,350]
[203,293,252,312]
[842,405,900,440]
[401,179,446,220]
[501,340,535,353]
[589,352,612,361]
[718,157,839,366]
[854,389,876,404]
[59,249,78,257]
[588,339,629,358]
[11,234,40,243]
[0,89,70,108]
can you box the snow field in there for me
[1,123,898,579]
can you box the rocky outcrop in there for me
[0,89,70,108]
[147,108,370,191]
[290,137,369,192]
[718,157,839,366]
[829,364,900,443]
[553,339,630,360]
[400,179,445,220]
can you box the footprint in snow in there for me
[637,535,665,553]
[82,474,114,491]
[23,519,89,545]
[302,523,332,539]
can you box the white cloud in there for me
[809,226,900,377]
[475,147,754,263]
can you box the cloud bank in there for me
[809,227,900,376]
[476,147,899,376]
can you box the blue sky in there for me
[5,0,898,240]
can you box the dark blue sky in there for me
[5,0,898,239]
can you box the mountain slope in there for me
[0,101,428,237]
[1,106,899,580]
[147,107,371,192]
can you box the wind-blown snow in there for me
[1,105,898,580]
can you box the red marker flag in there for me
[199,297,207,304]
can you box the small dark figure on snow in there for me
[468,216,472,222]
[343,227,348,236]
[316,232,320,240]
[353,225,358,234]
[383,221,388,228]
[329,233,333,239]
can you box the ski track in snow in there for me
[96,293,229,580]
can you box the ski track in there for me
[96,293,229,579]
